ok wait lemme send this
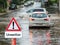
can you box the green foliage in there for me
[49,0,58,3]
[0,8,6,13]
[12,0,24,5]
[0,0,7,13]
[11,0,29,5]
[0,0,7,8]
[48,0,58,5]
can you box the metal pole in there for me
[11,38,16,45]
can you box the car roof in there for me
[30,8,46,9]
[24,1,34,5]
[33,11,47,14]
[28,12,47,15]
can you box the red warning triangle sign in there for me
[6,17,21,31]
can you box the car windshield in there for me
[32,13,47,18]
[11,4,15,8]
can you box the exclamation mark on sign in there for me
[13,22,14,29]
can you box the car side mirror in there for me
[48,14,51,17]
[27,10,31,13]
[29,15,32,17]
[48,15,51,17]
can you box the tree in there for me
[11,0,29,5]
[48,0,58,5]
[11,0,24,5]
[0,0,7,13]
[0,0,7,9]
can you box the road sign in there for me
[5,17,22,38]
[6,17,21,31]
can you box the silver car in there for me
[26,8,48,14]
[29,13,54,27]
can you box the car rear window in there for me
[27,9,44,13]
[32,13,47,18]
[33,9,44,12]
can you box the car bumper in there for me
[29,23,54,27]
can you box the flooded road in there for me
[30,29,50,45]
[0,1,60,45]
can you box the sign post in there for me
[11,38,16,45]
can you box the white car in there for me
[24,1,34,7]
[33,2,41,8]
[29,13,54,27]
[26,8,48,14]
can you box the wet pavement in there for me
[29,19,60,45]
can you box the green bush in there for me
[0,8,6,13]
[49,0,58,5]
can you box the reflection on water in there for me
[30,28,60,45]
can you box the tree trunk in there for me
[59,0,60,12]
